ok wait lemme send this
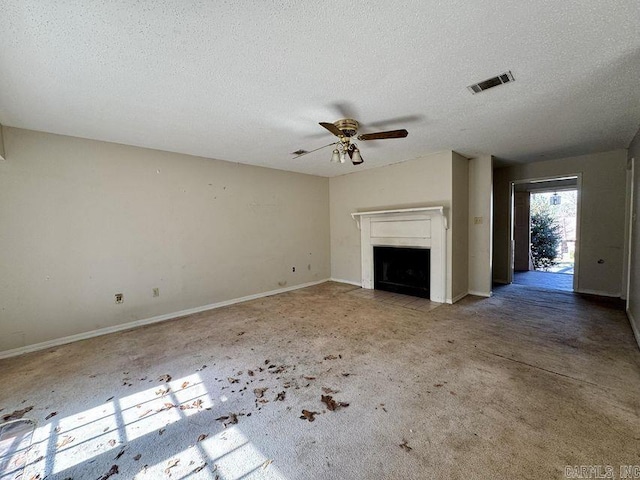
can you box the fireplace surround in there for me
[351,207,448,303]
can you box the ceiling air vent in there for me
[467,71,514,94]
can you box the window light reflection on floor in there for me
[28,373,213,475]
[197,426,287,480]
[129,428,287,479]
[20,371,288,479]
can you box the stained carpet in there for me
[1,282,639,479]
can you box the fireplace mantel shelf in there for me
[351,206,448,230]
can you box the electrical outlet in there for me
[474,216,483,225]
[115,293,123,304]
[292,266,296,272]
[153,288,160,297]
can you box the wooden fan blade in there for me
[319,122,344,137]
[357,129,408,141]
[291,142,338,159]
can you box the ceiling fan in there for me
[293,118,408,165]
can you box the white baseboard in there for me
[449,291,469,304]
[575,288,621,298]
[329,278,362,287]
[468,290,493,298]
[0,278,330,360]
[627,308,640,351]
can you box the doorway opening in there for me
[511,175,580,292]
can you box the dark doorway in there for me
[374,246,430,298]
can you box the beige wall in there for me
[0,124,5,160]
[468,155,493,296]
[329,151,460,301]
[451,152,469,301]
[0,127,330,352]
[627,129,640,348]
[493,150,628,296]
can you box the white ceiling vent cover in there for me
[468,71,515,94]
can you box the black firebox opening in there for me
[374,246,430,298]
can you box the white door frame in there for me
[508,173,582,291]
[626,158,635,308]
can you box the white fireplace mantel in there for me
[351,207,448,303]
[351,206,448,230]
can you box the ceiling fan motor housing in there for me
[334,118,359,137]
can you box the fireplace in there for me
[351,206,448,303]
[374,246,430,298]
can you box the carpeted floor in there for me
[513,270,574,291]
[1,282,639,480]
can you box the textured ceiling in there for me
[1,1,639,177]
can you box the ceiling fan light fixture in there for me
[311,117,408,166]
[351,146,363,165]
